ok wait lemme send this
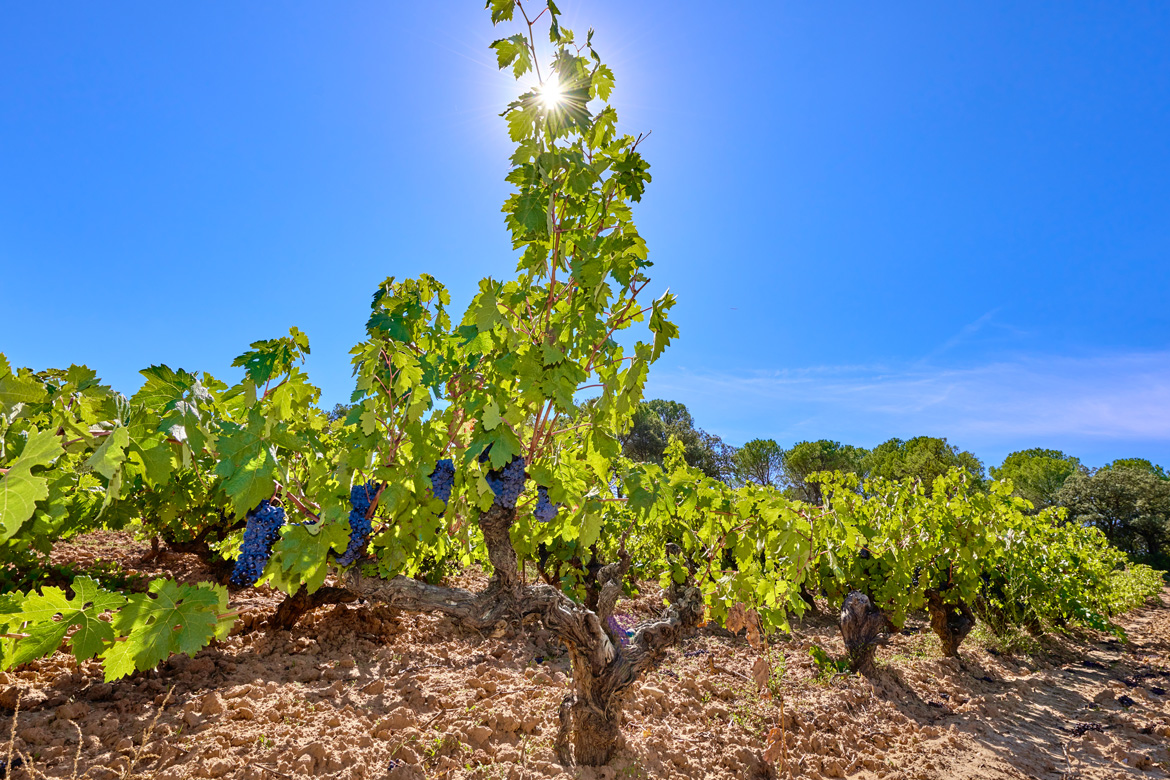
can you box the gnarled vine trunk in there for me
[839,591,888,673]
[343,502,703,766]
[925,589,975,657]
[268,585,356,631]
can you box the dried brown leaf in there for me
[752,656,771,692]
[763,727,784,763]
[726,603,747,634]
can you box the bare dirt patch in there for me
[2,534,1167,779]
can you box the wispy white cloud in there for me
[646,351,1170,456]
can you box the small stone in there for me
[362,679,386,695]
[0,686,21,710]
[385,706,414,730]
[86,683,114,702]
[302,741,328,764]
[393,746,420,764]
[201,692,225,716]
[387,764,426,780]
[202,758,234,778]
[18,727,51,746]
[55,701,89,721]
[464,725,493,746]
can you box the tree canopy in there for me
[733,438,785,488]
[618,399,732,481]
[990,448,1084,511]
[781,439,869,503]
[1055,466,1170,569]
[863,436,984,495]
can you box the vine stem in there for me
[275,482,320,523]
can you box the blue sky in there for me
[2,1,1168,470]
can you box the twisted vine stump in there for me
[343,500,704,766]
[839,591,889,673]
[925,589,975,657]
[267,586,357,631]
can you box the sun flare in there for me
[539,76,564,109]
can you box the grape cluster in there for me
[229,500,286,588]
[429,459,455,505]
[485,455,527,511]
[336,482,376,566]
[534,484,560,523]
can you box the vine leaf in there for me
[83,426,130,480]
[0,427,64,540]
[102,580,227,682]
[214,413,277,517]
[8,576,126,667]
[0,355,46,413]
[270,521,349,594]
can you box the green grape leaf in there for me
[83,427,130,480]
[0,356,46,413]
[491,34,531,77]
[130,436,177,486]
[214,417,277,517]
[9,577,125,667]
[270,521,350,594]
[591,64,614,101]
[133,365,211,455]
[488,0,515,24]
[482,399,503,431]
[103,580,225,682]
[0,428,64,541]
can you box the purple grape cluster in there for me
[534,485,560,523]
[336,482,376,566]
[429,459,455,505]
[230,500,286,588]
[485,456,526,511]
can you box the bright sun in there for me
[539,76,564,109]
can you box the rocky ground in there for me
[0,531,1167,780]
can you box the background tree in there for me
[1106,458,1168,480]
[619,399,732,481]
[733,438,785,488]
[1056,465,1170,569]
[863,436,984,494]
[782,439,868,503]
[990,448,1084,511]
